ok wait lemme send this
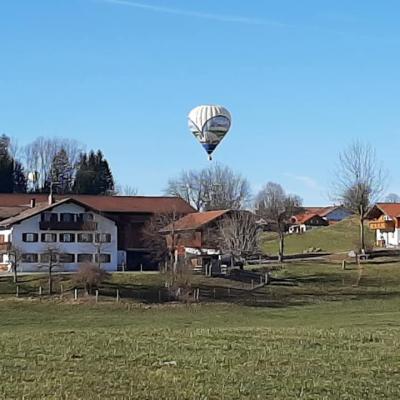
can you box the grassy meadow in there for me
[1,259,400,399]
[261,217,375,255]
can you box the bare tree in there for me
[165,164,251,211]
[8,245,22,284]
[384,193,400,203]
[8,137,21,162]
[218,211,260,267]
[39,245,61,295]
[24,137,83,190]
[166,170,207,211]
[255,182,302,262]
[333,141,386,253]
[142,211,180,270]
[115,184,139,196]
[92,233,112,270]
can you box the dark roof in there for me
[0,198,98,228]
[162,210,230,232]
[0,206,27,221]
[303,206,347,217]
[292,213,322,225]
[0,194,195,214]
[366,203,400,220]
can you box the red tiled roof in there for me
[304,206,340,217]
[292,212,320,225]
[371,203,400,219]
[0,194,195,214]
[162,210,230,232]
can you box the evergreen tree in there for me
[73,150,114,195]
[0,134,26,193]
[13,161,27,193]
[94,150,114,195]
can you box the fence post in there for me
[342,260,346,270]
[213,287,216,299]
[74,288,78,300]
[60,284,63,294]
[260,275,263,284]
[265,273,269,285]
[16,285,19,298]
[251,280,254,289]
[95,289,99,303]
[228,287,231,297]
[39,286,42,296]
[116,289,120,303]
[140,264,143,273]
[158,289,161,303]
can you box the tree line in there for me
[164,141,395,260]
[0,135,115,195]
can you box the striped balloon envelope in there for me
[188,105,232,160]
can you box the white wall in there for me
[376,228,400,247]
[7,202,118,272]
[0,229,12,268]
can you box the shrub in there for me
[73,263,110,295]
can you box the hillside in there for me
[261,217,375,255]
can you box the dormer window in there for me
[41,213,57,222]
[60,213,75,223]
[79,213,94,222]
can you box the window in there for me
[41,233,57,243]
[40,253,58,263]
[77,233,93,243]
[0,254,4,263]
[59,233,75,243]
[41,213,58,222]
[95,253,111,263]
[59,253,75,263]
[95,233,111,243]
[79,213,94,222]
[77,254,93,263]
[22,253,38,263]
[22,233,38,242]
[60,213,75,223]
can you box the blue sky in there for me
[1,0,400,204]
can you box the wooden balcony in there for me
[369,220,395,232]
[0,242,11,252]
[39,221,98,231]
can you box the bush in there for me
[73,263,110,295]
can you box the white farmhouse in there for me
[0,197,118,272]
[367,203,400,248]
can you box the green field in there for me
[1,261,400,399]
[262,217,375,256]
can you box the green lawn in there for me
[1,261,400,399]
[262,217,375,256]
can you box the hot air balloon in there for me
[188,105,231,160]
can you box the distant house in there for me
[304,206,353,224]
[0,193,195,270]
[288,213,329,234]
[161,210,252,274]
[366,203,400,247]
[162,209,230,253]
[0,197,118,272]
